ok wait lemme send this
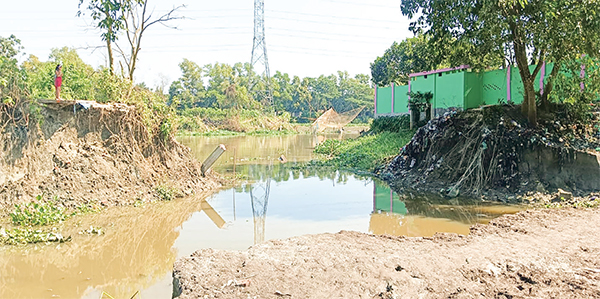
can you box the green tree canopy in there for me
[0,35,26,102]
[370,34,442,87]
[169,59,374,123]
[168,59,205,109]
[401,0,600,126]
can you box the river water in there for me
[0,133,522,299]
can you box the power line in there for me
[267,27,392,41]
[266,9,403,25]
[269,33,391,45]
[322,0,400,9]
[267,16,401,30]
[270,44,375,56]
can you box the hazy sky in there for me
[0,0,413,88]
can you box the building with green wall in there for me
[374,63,555,118]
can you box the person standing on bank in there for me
[54,64,63,102]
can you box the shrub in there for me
[370,115,411,133]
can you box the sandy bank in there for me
[174,208,600,298]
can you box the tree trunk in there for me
[104,10,114,76]
[540,64,560,110]
[524,78,537,125]
[106,38,114,75]
[509,20,537,126]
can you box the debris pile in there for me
[377,104,600,200]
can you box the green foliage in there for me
[77,0,135,43]
[0,227,71,245]
[155,184,177,201]
[371,34,444,87]
[10,196,70,227]
[313,131,414,172]
[23,47,97,100]
[177,107,292,134]
[169,60,374,128]
[370,115,411,133]
[0,35,27,103]
[550,56,600,121]
[401,0,600,125]
[408,91,433,113]
[169,59,206,109]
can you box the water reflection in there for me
[0,198,224,299]
[250,166,271,244]
[0,134,522,299]
[369,180,523,237]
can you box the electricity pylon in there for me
[250,0,272,105]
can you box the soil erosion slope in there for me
[173,208,600,298]
[0,101,220,214]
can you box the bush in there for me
[369,115,411,133]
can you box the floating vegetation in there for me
[312,131,414,172]
[1,195,109,245]
[10,196,70,226]
[0,227,71,245]
[155,184,178,201]
[79,226,104,235]
[76,202,102,214]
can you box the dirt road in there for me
[174,208,600,298]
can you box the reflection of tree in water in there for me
[233,162,358,184]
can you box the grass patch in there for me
[312,131,414,172]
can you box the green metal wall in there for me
[434,71,464,109]
[411,74,435,95]
[374,63,558,117]
[376,87,392,114]
[393,85,409,114]
[464,71,483,108]
[482,68,508,105]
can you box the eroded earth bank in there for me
[0,100,221,214]
[174,208,600,298]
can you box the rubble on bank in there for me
[376,104,600,203]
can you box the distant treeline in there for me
[168,59,374,123]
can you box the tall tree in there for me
[401,0,600,126]
[169,59,205,108]
[116,0,184,80]
[77,0,136,75]
[0,35,26,102]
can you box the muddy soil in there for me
[173,207,600,298]
[0,101,221,215]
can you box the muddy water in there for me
[0,134,522,299]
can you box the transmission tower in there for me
[250,0,272,105]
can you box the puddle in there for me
[0,134,523,298]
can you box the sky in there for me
[0,0,414,89]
